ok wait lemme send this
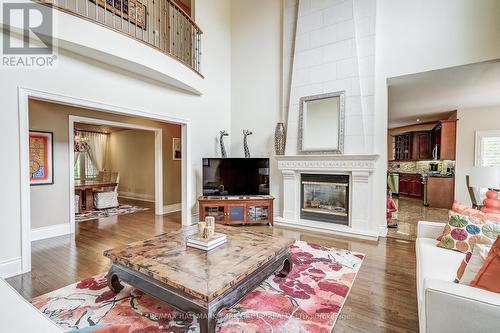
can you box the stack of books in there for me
[186,232,227,251]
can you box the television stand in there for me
[198,195,274,226]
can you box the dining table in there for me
[75,179,118,212]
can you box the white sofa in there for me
[0,278,63,332]
[416,221,500,333]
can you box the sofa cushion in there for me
[471,236,500,293]
[437,211,500,253]
[416,237,464,303]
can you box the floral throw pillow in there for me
[437,211,500,253]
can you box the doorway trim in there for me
[18,87,192,274]
[69,116,163,234]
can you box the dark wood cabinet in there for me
[199,196,274,226]
[427,177,455,209]
[399,174,423,198]
[415,132,431,160]
[394,134,412,160]
[431,120,457,160]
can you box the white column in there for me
[282,170,298,220]
[350,171,371,232]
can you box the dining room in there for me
[28,99,182,242]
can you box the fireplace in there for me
[301,174,349,225]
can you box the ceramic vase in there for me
[274,122,286,155]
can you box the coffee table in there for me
[103,224,294,333]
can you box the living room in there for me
[1,0,499,332]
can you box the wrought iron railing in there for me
[35,0,203,75]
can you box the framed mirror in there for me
[298,91,345,154]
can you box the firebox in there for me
[301,174,349,225]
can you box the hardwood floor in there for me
[387,195,448,241]
[7,207,419,332]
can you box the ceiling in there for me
[388,59,500,128]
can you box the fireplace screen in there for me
[301,174,349,225]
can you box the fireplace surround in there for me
[275,154,380,240]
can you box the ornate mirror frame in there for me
[297,91,345,155]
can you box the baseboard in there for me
[118,191,155,202]
[0,257,22,279]
[31,223,72,242]
[163,203,182,214]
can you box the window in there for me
[475,130,500,167]
[475,130,500,197]
[74,152,98,179]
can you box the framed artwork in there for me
[90,0,147,29]
[29,131,54,185]
[173,138,181,160]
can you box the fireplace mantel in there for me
[275,154,381,240]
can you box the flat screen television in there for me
[202,158,270,196]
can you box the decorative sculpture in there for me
[219,130,229,158]
[243,129,253,158]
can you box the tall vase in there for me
[274,122,286,155]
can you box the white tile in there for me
[346,95,362,115]
[357,55,374,78]
[361,95,374,114]
[336,20,355,41]
[357,35,375,57]
[350,77,361,96]
[364,115,374,136]
[293,68,311,85]
[354,15,375,37]
[294,48,323,69]
[345,115,364,136]
[310,25,337,48]
[295,33,311,52]
[297,11,323,34]
[360,76,374,95]
[298,0,311,17]
[337,58,359,79]
[311,0,344,11]
[323,0,353,26]
[322,39,353,62]
[310,62,336,83]
[344,135,366,154]
[323,78,351,94]
[353,0,376,19]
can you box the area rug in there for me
[31,241,364,333]
[76,205,149,222]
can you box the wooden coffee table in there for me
[103,224,293,333]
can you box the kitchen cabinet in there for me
[394,134,412,160]
[399,174,423,198]
[412,132,432,160]
[427,176,455,209]
[432,120,457,160]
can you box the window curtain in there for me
[81,131,108,172]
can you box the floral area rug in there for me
[31,241,364,333]
[76,205,149,222]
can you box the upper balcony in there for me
[33,0,203,93]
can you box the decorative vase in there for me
[274,122,286,155]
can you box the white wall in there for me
[0,0,231,273]
[373,0,500,234]
[230,0,282,213]
[455,106,500,206]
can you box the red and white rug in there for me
[75,205,149,222]
[31,241,364,333]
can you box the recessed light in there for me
[416,119,421,122]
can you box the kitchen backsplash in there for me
[388,160,455,174]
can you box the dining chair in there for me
[93,172,120,210]
[466,175,483,209]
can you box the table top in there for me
[74,179,118,189]
[104,224,293,302]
